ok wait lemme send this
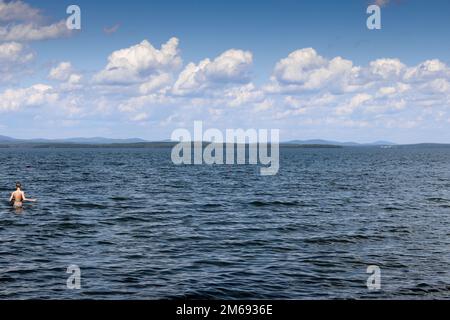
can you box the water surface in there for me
[0,146,449,299]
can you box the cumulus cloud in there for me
[0,84,58,112]
[0,1,73,87]
[49,62,75,81]
[336,93,373,115]
[0,0,41,22]
[139,73,173,95]
[118,93,176,113]
[103,45,450,136]
[48,61,83,92]
[251,48,450,134]
[0,0,71,42]
[94,38,182,85]
[0,41,34,82]
[0,21,70,41]
[172,49,253,95]
[369,58,406,80]
[404,59,449,82]
[273,48,327,84]
[3,33,450,140]
[130,112,149,122]
[376,83,411,97]
[0,41,33,63]
[222,83,264,107]
[267,48,360,93]
[420,78,450,94]
[268,48,450,101]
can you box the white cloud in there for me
[0,41,34,82]
[202,49,253,83]
[0,0,41,22]
[268,48,359,93]
[118,93,176,113]
[131,112,149,122]
[3,34,450,141]
[272,48,327,84]
[0,41,33,63]
[253,99,274,112]
[60,96,83,116]
[404,59,449,82]
[421,78,450,94]
[0,1,71,42]
[0,20,70,42]
[68,74,82,85]
[0,84,58,112]
[364,98,407,114]
[94,38,182,85]
[139,73,172,94]
[48,62,83,92]
[369,58,405,80]
[172,49,253,95]
[264,48,450,130]
[49,62,74,81]
[336,93,372,115]
[376,83,411,97]
[223,83,264,107]
[284,92,337,109]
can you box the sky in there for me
[1,0,450,143]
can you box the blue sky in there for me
[1,0,450,143]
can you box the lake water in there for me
[0,146,449,299]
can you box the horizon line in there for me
[2,134,450,145]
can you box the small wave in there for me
[198,203,224,212]
[112,215,150,223]
[249,200,302,207]
[202,203,222,208]
[426,197,449,203]
[53,222,93,230]
[304,234,373,244]
[111,196,129,201]
[383,206,404,211]
[193,260,236,267]
[0,275,15,283]
[398,282,450,295]
[70,203,109,209]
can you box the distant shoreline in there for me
[0,142,342,149]
[0,142,449,149]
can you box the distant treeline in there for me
[1,142,449,149]
[0,142,343,149]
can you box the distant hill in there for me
[0,136,148,145]
[42,137,148,144]
[284,139,396,146]
[396,143,450,148]
[0,135,17,142]
[0,135,415,148]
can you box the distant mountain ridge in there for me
[0,135,434,147]
[0,135,148,144]
[284,139,396,146]
[0,135,17,142]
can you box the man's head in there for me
[16,182,22,190]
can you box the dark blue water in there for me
[0,146,449,299]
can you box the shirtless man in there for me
[9,182,36,208]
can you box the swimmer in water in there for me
[9,182,36,208]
